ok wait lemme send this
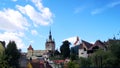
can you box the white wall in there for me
[79,49,88,58]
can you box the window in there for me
[84,48,86,51]
[81,53,84,54]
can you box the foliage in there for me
[67,61,79,68]
[5,41,20,68]
[79,57,91,68]
[70,53,78,61]
[109,40,120,58]
[60,40,70,59]
[90,49,116,67]
[54,49,60,56]
[0,41,5,48]
[0,42,11,68]
[49,50,62,60]
[0,42,5,55]
[0,52,11,68]
[107,39,120,67]
[70,47,79,61]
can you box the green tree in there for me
[90,49,116,67]
[79,57,91,68]
[0,41,5,48]
[60,40,70,59]
[0,42,5,55]
[54,49,60,56]
[70,53,78,61]
[67,61,79,68]
[70,47,78,61]
[0,42,10,68]
[5,41,20,68]
[107,39,120,67]
[0,52,10,68]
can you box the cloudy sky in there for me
[0,0,120,52]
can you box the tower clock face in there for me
[48,47,52,50]
[48,44,52,50]
[46,43,53,50]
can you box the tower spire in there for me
[45,27,55,51]
[49,29,52,40]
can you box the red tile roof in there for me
[30,59,53,68]
[82,40,93,49]
[31,61,44,68]
[28,45,33,50]
[94,40,105,46]
[91,40,105,49]
[79,44,83,49]
[53,60,64,64]
[89,40,106,50]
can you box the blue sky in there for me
[0,0,120,52]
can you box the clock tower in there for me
[45,30,55,52]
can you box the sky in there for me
[0,0,120,52]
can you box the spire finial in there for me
[50,28,51,35]
[49,27,52,40]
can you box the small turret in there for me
[28,45,33,51]
[27,45,33,59]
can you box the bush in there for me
[67,61,79,68]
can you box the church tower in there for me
[45,30,55,52]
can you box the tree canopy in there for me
[0,42,5,55]
[60,40,70,59]
[5,41,20,68]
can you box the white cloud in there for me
[63,36,81,45]
[0,8,29,31]
[90,42,94,44]
[0,32,26,49]
[17,32,25,37]
[0,0,53,52]
[91,8,105,15]
[29,40,34,44]
[32,0,53,21]
[31,29,38,35]
[91,1,120,15]
[74,6,86,14]
[16,0,53,26]
[107,1,120,8]
[12,0,17,2]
